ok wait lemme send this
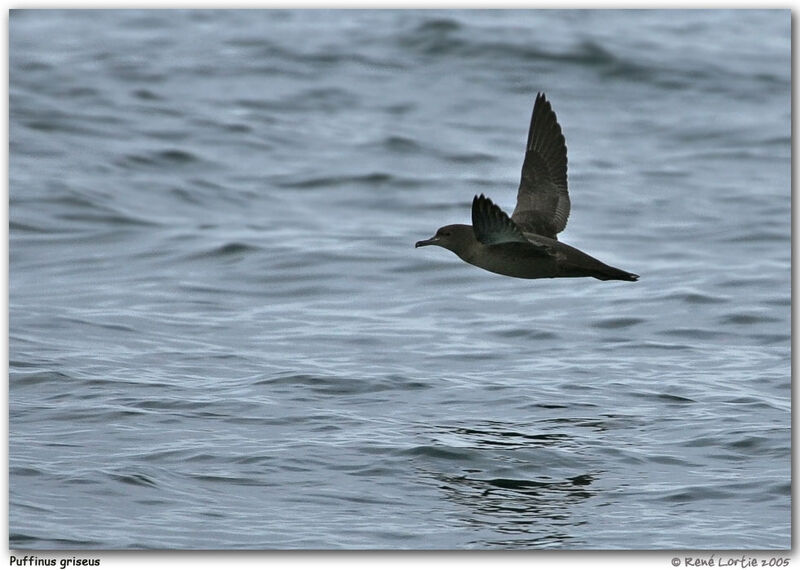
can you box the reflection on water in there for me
[411,420,604,547]
[436,471,597,548]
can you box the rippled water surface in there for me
[10,9,790,549]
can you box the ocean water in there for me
[9,9,790,549]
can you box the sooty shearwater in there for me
[415,93,639,282]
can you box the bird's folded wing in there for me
[511,92,570,239]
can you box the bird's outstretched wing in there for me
[472,194,531,245]
[511,92,570,240]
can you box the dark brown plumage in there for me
[415,93,638,282]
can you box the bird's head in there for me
[415,224,473,254]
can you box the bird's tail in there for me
[593,264,639,282]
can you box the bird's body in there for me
[415,93,638,282]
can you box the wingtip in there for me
[472,194,499,224]
[535,92,552,113]
[473,193,491,207]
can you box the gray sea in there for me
[9,9,790,549]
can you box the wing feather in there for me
[471,194,528,245]
[511,92,570,239]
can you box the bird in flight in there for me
[415,93,638,282]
